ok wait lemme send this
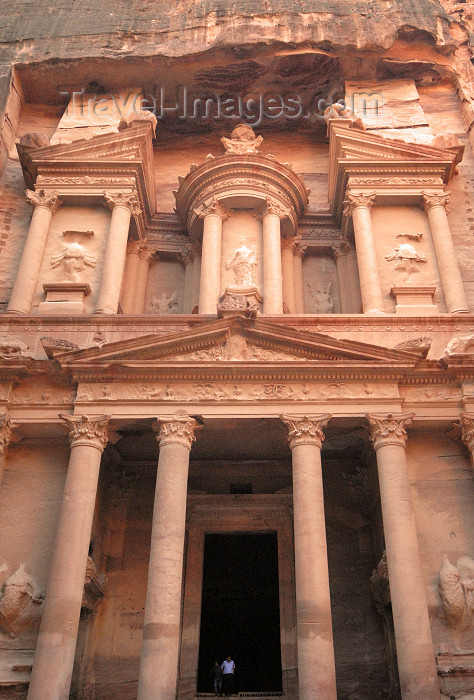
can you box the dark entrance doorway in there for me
[197,533,282,693]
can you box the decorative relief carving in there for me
[422,191,451,212]
[37,175,136,187]
[221,123,263,155]
[26,188,62,213]
[438,554,474,632]
[331,238,351,260]
[370,551,390,613]
[459,412,474,452]
[153,415,198,450]
[150,292,179,314]
[305,282,335,313]
[349,177,442,186]
[0,415,13,456]
[225,245,257,288]
[0,564,43,638]
[280,414,331,449]
[60,414,110,452]
[444,334,474,358]
[396,232,423,242]
[50,242,97,280]
[103,190,141,216]
[394,336,432,356]
[343,191,376,216]
[324,102,365,130]
[400,385,461,402]
[0,337,31,359]
[385,243,427,273]
[366,412,415,450]
[218,289,262,314]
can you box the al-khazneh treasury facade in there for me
[0,4,474,699]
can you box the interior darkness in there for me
[197,533,282,693]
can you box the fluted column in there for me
[344,191,384,314]
[27,415,110,700]
[135,246,154,314]
[366,413,439,700]
[459,412,474,470]
[94,191,141,314]
[7,190,62,315]
[181,246,194,313]
[137,416,198,700]
[293,241,306,314]
[281,237,297,313]
[121,240,145,314]
[262,200,288,314]
[195,199,228,314]
[280,414,337,700]
[0,414,13,490]
[422,191,468,314]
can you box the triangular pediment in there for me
[52,315,421,381]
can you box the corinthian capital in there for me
[459,412,474,453]
[194,197,230,221]
[0,414,13,456]
[154,415,198,451]
[103,190,141,216]
[366,412,415,450]
[422,191,450,212]
[60,414,110,452]
[331,238,351,260]
[343,191,376,216]
[26,189,62,213]
[280,414,331,449]
[262,198,291,221]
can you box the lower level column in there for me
[366,413,440,700]
[137,416,198,700]
[27,415,110,700]
[281,414,337,700]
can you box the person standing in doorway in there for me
[213,661,223,696]
[221,656,235,697]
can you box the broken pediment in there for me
[53,315,422,382]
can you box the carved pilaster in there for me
[193,197,230,221]
[153,416,198,451]
[331,238,351,259]
[343,191,376,216]
[26,188,62,213]
[127,239,145,256]
[293,241,308,260]
[103,190,141,217]
[281,236,297,251]
[366,412,415,450]
[422,191,451,212]
[281,414,331,449]
[262,198,291,220]
[60,414,110,452]
[459,412,474,453]
[0,414,13,456]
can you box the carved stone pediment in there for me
[54,315,422,382]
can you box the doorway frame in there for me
[178,494,297,700]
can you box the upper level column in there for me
[422,191,469,314]
[344,191,384,314]
[0,414,13,490]
[7,189,62,315]
[366,413,439,700]
[194,198,229,314]
[93,190,141,314]
[293,241,306,314]
[281,237,297,313]
[262,199,289,314]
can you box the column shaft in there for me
[191,252,201,312]
[293,245,305,314]
[198,214,223,314]
[281,415,337,700]
[134,253,152,314]
[367,413,439,700]
[120,245,141,314]
[423,192,468,314]
[27,416,109,700]
[281,241,296,313]
[0,415,13,490]
[263,212,284,314]
[182,251,194,314]
[7,191,61,315]
[137,417,197,700]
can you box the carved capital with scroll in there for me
[343,191,376,216]
[459,412,474,453]
[366,412,415,450]
[262,198,291,221]
[281,414,331,449]
[103,190,142,217]
[60,414,110,452]
[331,238,351,260]
[0,414,13,456]
[153,415,198,451]
[194,197,230,222]
[422,191,451,213]
[26,188,62,214]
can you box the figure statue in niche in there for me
[225,245,257,288]
[50,242,97,281]
[385,243,427,273]
[151,291,179,313]
[438,554,474,639]
[305,281,335,313]
[0,564,43,638]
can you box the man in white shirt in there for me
[221,656,235,696]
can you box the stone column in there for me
[181,246,194,313]
[191,243,202,312]
[262,200,288,314]
[134,246,153,314]
[366,412,439,700]
[121,240,144,314]
[280,414,337,700]
[281,237,297,313]
[344,191,384,314]
[27,415,110,700]
[293,241,306,314]
[195,199,228,314]
[422,191,469,314]
[93,191,141,314]
[0,414,13,490]
[7,190,62,315]
[332,238,362,313]
[137,416,198,700]
[459,412,474,470]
